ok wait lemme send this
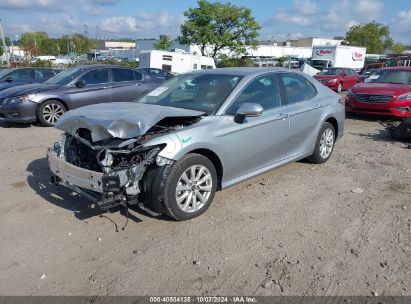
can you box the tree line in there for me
[1,0,407,60]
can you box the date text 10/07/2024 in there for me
[149,296,257,303]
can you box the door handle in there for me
[136,83,142,86]
[314,104,324,109]
[275,113,288,120]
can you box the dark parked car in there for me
[0,65,165,126]
[346,67,411,118]
[0,67,60,92]
[313,67,359,92]
[136,68,175,80]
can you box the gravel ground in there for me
[0,111,409,296]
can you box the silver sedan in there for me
[48,68,345,220]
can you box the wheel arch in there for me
[185,148,223,190]
[38,98,69,111]
[325,116,338,139]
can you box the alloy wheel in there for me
[175,165,213,213]
[319,128,334,159]
[42,103,64,125]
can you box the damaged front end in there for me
[47,128,174,211]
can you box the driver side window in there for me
[8,69,34,80]
[226,74,281,114]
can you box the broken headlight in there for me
[156,155,174,166]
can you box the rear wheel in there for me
[37,100,66,127]
[150,153,217,221]
[307,122,335,164]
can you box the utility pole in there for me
[9,36,16,63]
[0,19,10,66]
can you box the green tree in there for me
[39,38,59,56]
[390,43,406,54]
[56,34,95,55]
[180,0,260,58]
[20,32,50,56]
[71,34,95,54]
[154,36,172,50]
[345,21,394,54]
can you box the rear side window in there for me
[112,68,135,82]
[80,69,109,85]
[280,74,310,104]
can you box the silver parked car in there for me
[48,68,345,220]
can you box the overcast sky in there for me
[1,0,410,44]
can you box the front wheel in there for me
[307,122,335,164]
[151,153,218,221]
[37,100,66,127]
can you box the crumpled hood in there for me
[0,83,61,99]
[55,102,204,141]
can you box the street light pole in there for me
[0,19,10,67]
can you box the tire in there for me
[336,82,343,93]
[36,100,66,127]
[148,153,217,221]
[307,122,335,164]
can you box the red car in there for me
[346,67,411,118]
[314,67,359,92]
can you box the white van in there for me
[139,50,215,74]
[31,55,56,63]
[310,45,366,71]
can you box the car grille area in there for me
[355,94,393,103]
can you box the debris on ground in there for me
[351,187,364,194]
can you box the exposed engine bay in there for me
[48,116,201,211]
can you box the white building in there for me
[292,37,343,47]
[1,46,26,62]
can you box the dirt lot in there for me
[0,112,409,296]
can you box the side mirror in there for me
[341,73,347,77]
[234,103,263,123]
[75,80,86,88]
[4,77,13,83]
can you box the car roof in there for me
[72,64,133,70]
[187,67,295,77]
[379,66,411,71]
[6,67,57,70]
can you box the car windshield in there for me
[372,70,411,84]
[363,69,376,76]
[136,73,243,114]
[0,69,11,79]
[44,67,87,85]
[319,68,344,75]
